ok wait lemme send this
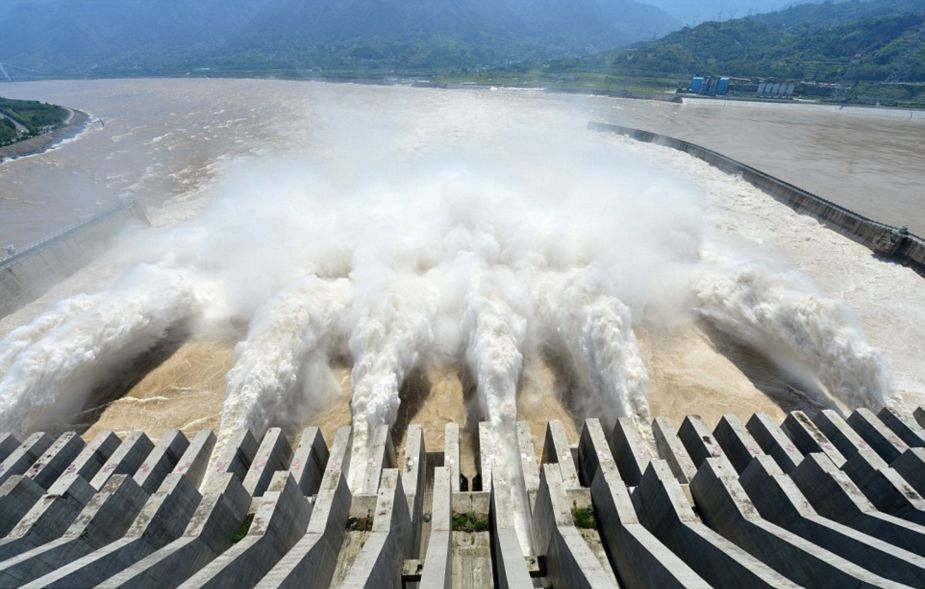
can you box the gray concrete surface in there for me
[0,411,922,588]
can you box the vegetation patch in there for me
[0,97,70,147]
[452,511,489,533]
[572,506,597,530]
[231,513,254,543]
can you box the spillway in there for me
[0,407,923,588]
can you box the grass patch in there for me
[452,512,489,533]
[572,506,597,530]
[231,513,254,543]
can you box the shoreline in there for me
[6,73,925,113]
[0,107,91,164]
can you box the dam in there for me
[0,80,923,588]
[0,408,924,588]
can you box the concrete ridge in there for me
[0,407,922,588]
[589,121,925,277]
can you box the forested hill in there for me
[561,0,925,83]
[0,0,678,77]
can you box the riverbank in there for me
[0,107,90,163]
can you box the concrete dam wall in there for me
[0,202,149,318]
[589,122,925,278]
[0,406,924,588]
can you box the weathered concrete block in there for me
[337,469,412,589]
[790,453,925,557]
[746,412,802,473]
[542,420,579,489]
[59,431,120,483]
[783,411,846,467]
[178,472,313,589]
[0,432,53,485]
[0,475,45,536]
[91,432,154,490]
[479,421,494,492]
[848,408,911,462]
[288,427,327,496]
[633,459,796,589]
[0,433,20,463]
[534,463,619,588]
[650,417,696,484]
[690,457,907,588]
[577,419,621,489]
[444,423,461,493]
[356,424,395,495]
[593,470,707,588]
[402,424,427,558]
[487,469,533,589]
[0,474,149,586]
[812,409,874,460]
[581,420,708,589]
[134,430,189,494]
[840,447,925,525]
[0,474,96,560]
[912,407,924,429]
[172,430,216,489]
[419,467,452,589]
[23,432,85,490]
[206,430,259,487]
[713,414,764,474]
[95,474,252,589]
[610,418,652,486]
[741,454,925,587]
[516,422,539,507]
[892,447,925,496]
[254,426,353,589]
[243,427,292,497]
[677,416,733,472]
[877,407,925,448]
[20,473,203,588]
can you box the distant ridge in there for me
[0,0,678,77]
[564,0,925,82]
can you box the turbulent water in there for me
[0,81,923,550]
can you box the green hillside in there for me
[0,97,69,146]
[505,0,925,106]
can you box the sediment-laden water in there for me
[0,80,922,551]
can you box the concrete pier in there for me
[90,432,154,489]
[178,473,313,589]
[0,432,53,485]
[746,412,803,473]
[783,411,846,466]
[632,459,796,588]
[740,454,925,586]
[610,418,652,486]
[0,474,148,586]
[690,458,909,588]
[790,453,925,556]
[243,427,292,497]
[20,473,201,588]
[650,417,696,484]
[336,469,411,588]
[0,408,921,587]
[579,419,709,589]
[23,432,84,489]
[892,448,925,495]
[420,467,452,588]
[712,414,764,474]
[878,407,925,448]
[533,463,619,588]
